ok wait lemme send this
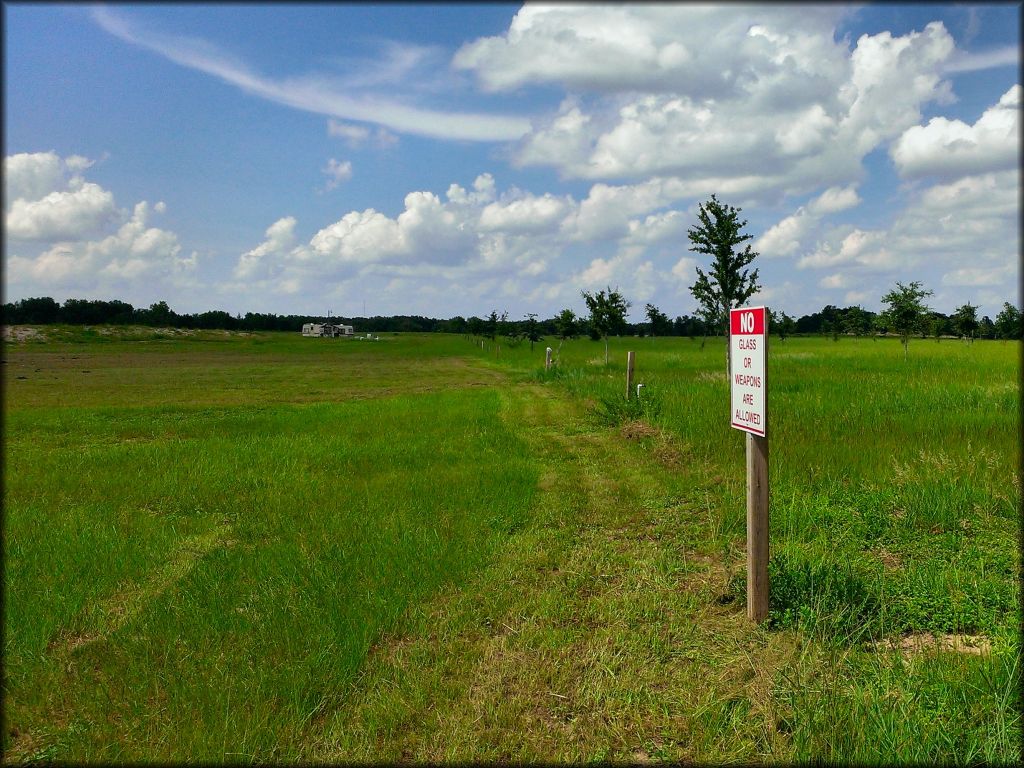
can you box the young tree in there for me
[687,194,761,373]
[995,302,1022,340]
[484,310,499,340]
[523,313,541,351]
[552,308,578,356]
[696,304,718,350]
[582,286,630,364]
[497,310,521,346]
[644,303,671,337]
[952,302,979,343]
[776,311,796,342]
[554,308,578,340]
[880,281,933,360]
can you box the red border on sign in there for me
[730,305,767,436]
[731,418,765,436]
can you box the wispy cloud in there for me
[321,158,353,191]
[92,6,530,142]
[942,45,1019,73]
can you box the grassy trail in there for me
[3,330,1018,763]
[310,382,798,763]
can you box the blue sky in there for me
[4,3,1020,321]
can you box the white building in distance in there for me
[302,323,354,337]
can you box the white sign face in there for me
[730,306,767,436]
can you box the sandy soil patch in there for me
[2,326,46,342]
[872,632,991,656]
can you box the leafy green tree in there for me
[644,303,671,337]
[446,316,468,335]
[484,310,498,340]
[880,281,933,360]
[872,313,888,340]
[776,311,796,342]
[995,302,1022,340]
[523,313,541,351]
[673,314,704,337]
[687,194,761,373]
[497,311,521,347]
[6,297,61,324]
[466,316,483,338]
[978,315,995,339]
[843,305,872,337]
[139,300,176,327]
[952,302,979,343]
[581,286,630,363]
[554,308,578,343]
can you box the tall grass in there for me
[4,374,536,760]
[482,332,1021,761]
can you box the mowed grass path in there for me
[3,328,1020,762]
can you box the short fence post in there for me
[626,350,635,398]
[545,347,552,370]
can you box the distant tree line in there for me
[3,294,1022,341]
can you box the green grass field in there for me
[2,327,1020,763]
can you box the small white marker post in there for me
[729,306,769,623]
[545,346,553,370]
[626,350,636,398]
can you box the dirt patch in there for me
[873,547,902,570]
[2,326,46,343]
[617,421,690,468]
[620,420,659,440]
[47,629,101,655]
[873,632,992,656]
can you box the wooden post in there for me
[625,350,635,398]
[545,347,552,370]
[746,432,769,622]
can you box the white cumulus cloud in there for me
[464,7,961,207]
[6,182,117,241]
[7,200,192,290]
[891,84,1021,180]
[756,185,861,257]
[4,151,120,241]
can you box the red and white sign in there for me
[730,306,767,436]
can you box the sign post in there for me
[626,351,636,399]
[729,306,769,623]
